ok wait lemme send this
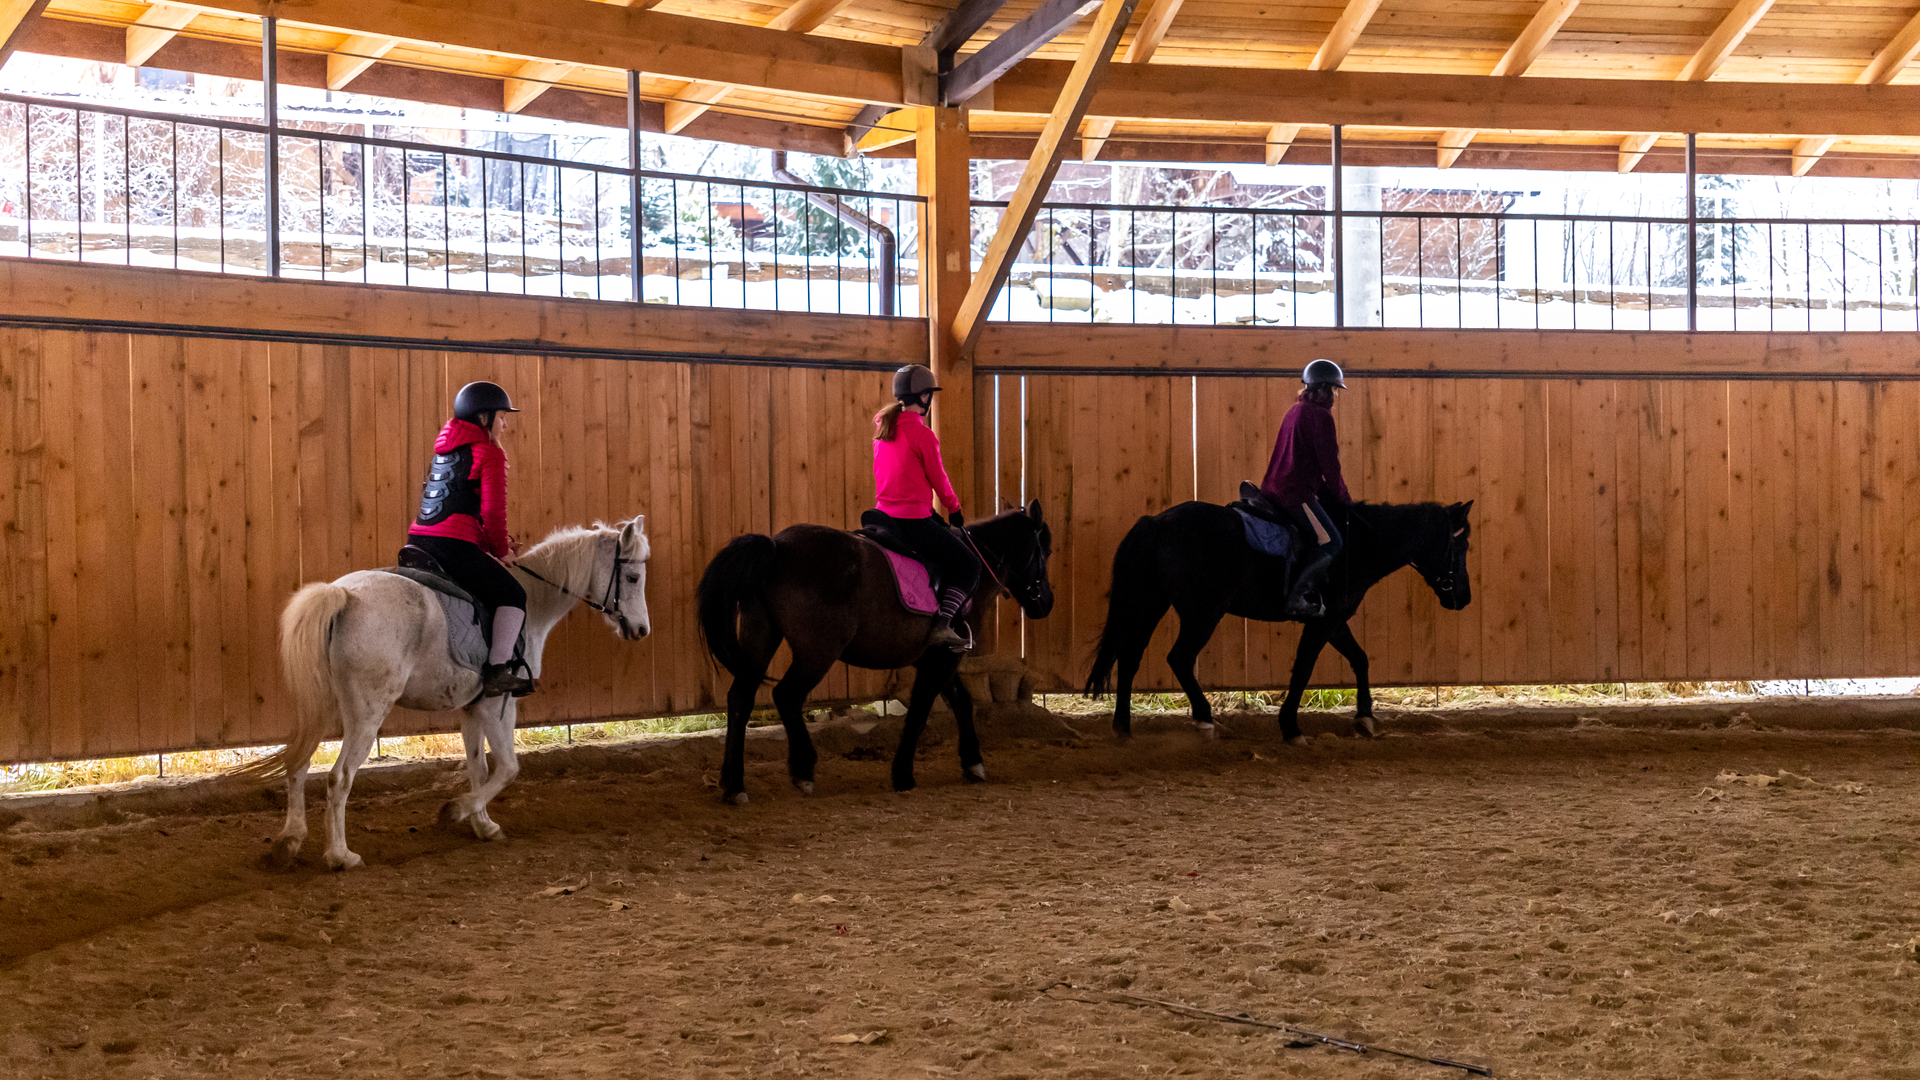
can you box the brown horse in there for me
[696,502,1054,803]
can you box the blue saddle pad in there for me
[1234,507,1293,559]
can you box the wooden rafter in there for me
[503,59,577,114]
[1438,0,1582,167]
[953,0,1138,357]
[1790,9,1920,176]
[1311,0,1386,72]
[664,0,853,134]
[945,0,1101,105]
[846,0,1015,148]
[1081,0,1183,160]
[855,107,921,153]
[1265,123,1300,166]
[326,34,397,91]
[1617,0,1778,172]
[126,1,198,67]
[0,0,47,70]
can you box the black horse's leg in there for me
[1278,620,1332,745]
[1112,598,1169,739]
[721,606,777,805]
[894,650,961,792]
[1166,604,1227,734]
[771,643,839,795]
[938,673,985,784]
[1323,619,1377,737]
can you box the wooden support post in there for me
[918,106,977,511]
[951,0,1137,358]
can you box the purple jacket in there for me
[1260,398,1350,508]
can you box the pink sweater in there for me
[873,411,962,519]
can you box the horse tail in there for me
[233,582,350,784]
[697,534,777,675]
[1085,514,1163,697]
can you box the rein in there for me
[961,529,1012,600]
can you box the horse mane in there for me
[517,522,616,597]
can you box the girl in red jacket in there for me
[872,365,979,652]
[1260,359,1350,618]
[408,381,533,697]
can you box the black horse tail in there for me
[697,534,777,675]
[1085,514,1163,697]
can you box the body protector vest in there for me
[416,444,481,526]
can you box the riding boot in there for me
[1283,551,1333,618]
[481,608,534,697]
[927,587,972,653]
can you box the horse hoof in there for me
[1195,722,1218,741]
[439,800,467,826]
[726,791,750,806]
[794,780,815,797]
[964,763,987,783]
[1285,735,1310,748]
[267,836,303,870]
[892,778,917,793]
[325,850,363,872]
[1354,716,1379,738]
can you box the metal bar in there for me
[1685,132,1697,332]
[628,69,643,304]
[1332,124,1344,329]
[265,15,280,278]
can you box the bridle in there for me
[517,534,632,618]
[1414,524,1469,599]
[963,521,1049,612]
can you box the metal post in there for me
[1332,124,1344,328]
[1685,132,1697,331]
[263,15,281,278]
[627,70,644,303]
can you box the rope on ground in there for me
[1040,982,1493,1076]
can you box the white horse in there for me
[242,518,651,870]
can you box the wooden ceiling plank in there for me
[326,33,398,91]
[504,59,578,113]
[1311,0,1387,72]
[1081,0,1183,159]
[954,0,1137,357]
[664,0,854,137]
[1794,10,1920,173]
[1440,0,1583,167]
[126,1,199,68]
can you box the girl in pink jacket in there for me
[872,365,979,651]
[408,381,533,697]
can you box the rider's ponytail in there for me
[874,401,905,441]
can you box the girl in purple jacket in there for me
[873,365,979,652]
[1260,359,1350,617]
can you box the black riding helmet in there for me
[454,381,521,423]
[893,364,941,401]
[1302,358,1346,388]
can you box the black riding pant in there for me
[1282,496,1344,561]
[878,512,981,595]
[407,533,527,611]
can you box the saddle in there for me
[853,510,971,618]
[1230,481,1302,560]
[381,544,519,672]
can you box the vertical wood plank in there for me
[1790,383,1827,680]
[1681,381,1719,680]
[129,334,193,753]
[1716,381,1755,681]
[39,332,82,757]
[1828,380,1867,677]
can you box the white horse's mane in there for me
[518,521,644,599]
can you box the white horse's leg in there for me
[268,746,315,868]
[320,702,383,871]
[444,696,519,841]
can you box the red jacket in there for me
[873,411,962,519]
[409,418,512,557]
[1261,398,1351,508]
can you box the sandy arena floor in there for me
[1,705,1917,1080]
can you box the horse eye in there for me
[625,574,639,584]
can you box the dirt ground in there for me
[1,704,1917,1080]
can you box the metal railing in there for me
[977,201,1920,332]
[0,92,922,317]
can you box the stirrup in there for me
[927,618,972,654]
[481,660,534,698]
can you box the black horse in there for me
[1085,500,1474,743]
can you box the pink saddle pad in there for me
[883,549,940,615]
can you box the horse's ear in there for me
[1455,500,1474,518]
[1027,499,1043,524]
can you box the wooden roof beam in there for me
[1789,9,1920,175]
[503,59,577,114]
[1266,122,1301,165]
[1617,0,1777,171]
[1081,0,1183,160]
[945,0,1101,105]
[1440,0,1582,167]
[955,0,1137,357]
[847,0,1015,150]
[127,2,200,68]
[326,34,398,91]
[0,0,48,71]
[664,0,855,134]
[1312,0,1386,72]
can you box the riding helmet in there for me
[1302,358,1346,388]
[892,364,942,401]
[453,381,520,422]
